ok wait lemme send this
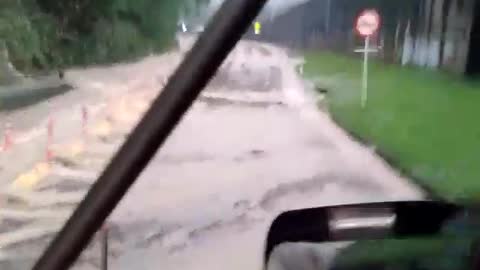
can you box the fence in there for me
[244,0,476,74]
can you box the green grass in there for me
[332,237,473,270]
[303,51,480,203]
[329,211,480,269]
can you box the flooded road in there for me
[105,37,422,270]
[0,36,422,270]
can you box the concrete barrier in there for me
[0,81,72,112]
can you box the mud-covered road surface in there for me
[0,35,423,270]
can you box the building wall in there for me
[245,0,476,74]
[444,0,474,73]
[402,0,474,73]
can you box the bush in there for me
[0,0,189,78]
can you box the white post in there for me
[181,22,187,33]
[361,35,370,109]
[325,0,331,35]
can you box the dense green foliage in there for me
[0,0,196,73]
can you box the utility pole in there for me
[325,0,331,35]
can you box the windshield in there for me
[0,0,479,269]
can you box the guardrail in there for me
[0,77,72,112]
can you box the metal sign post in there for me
[354,36,378,108]
[101,226,109,270]
[354,9,381,109]
[325,0,331,35]
[363,36,369,108]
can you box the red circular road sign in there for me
[355,9,381,37]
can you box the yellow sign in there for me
[254,22,261,35]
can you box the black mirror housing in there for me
[264,201,462,267]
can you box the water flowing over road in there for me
[0,35,422,270]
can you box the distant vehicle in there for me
[176,22,203,34]
[178,21,188,33]
[192,25,205,33]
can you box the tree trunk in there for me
[394,20,401,60]
[426,0,435,44]
[439,0,452,67]
[0,41,25,85]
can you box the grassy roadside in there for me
[303,51,480,203]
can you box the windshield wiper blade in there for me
[32,0,267,269]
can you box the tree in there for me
[0,0,209,74]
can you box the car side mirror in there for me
[263,201,477,270]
